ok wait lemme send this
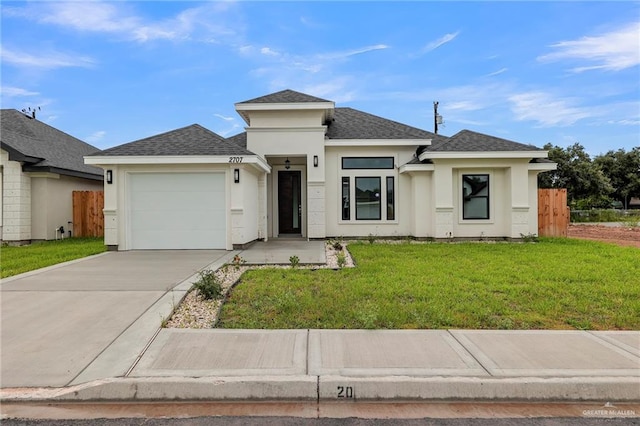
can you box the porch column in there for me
[509,163,531,238]
[307,181,325,239]
[434,164,454,238]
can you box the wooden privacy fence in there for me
[72,191,104,237]
[538,188,569,237]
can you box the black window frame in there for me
[341,177,350,220]
[386,176,395,221]
[462,174,490,220]
[342,157,394,170]
[355,176,382,221]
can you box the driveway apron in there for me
[0,250,226,388]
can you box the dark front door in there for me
[278,170,302,235]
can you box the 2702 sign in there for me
[229,157,244,163]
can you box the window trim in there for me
[341,176,350,221]
[462,173,490,220]
[355,176,382,221]
[386,176,395,221]
[342,157,394,170]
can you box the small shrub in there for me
[193,269,223,300]
[520,233,539,243]
[367,233,376,244]
[289,255,300,268]
[336,252,346,269]
[332,240,343,251]
[231,254,246,270]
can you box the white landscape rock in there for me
[165,242,354,329]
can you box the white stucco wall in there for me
[30,173,103,240]
[1,149,31,241]
[231,166,260,246]
[431,158,537,239]
[325,146,415,238]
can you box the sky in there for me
[1,1,639,156]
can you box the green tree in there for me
[538,143,613,208]
[594,147,640,209]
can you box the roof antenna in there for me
[433,101,443,134]
[21,106,41,119]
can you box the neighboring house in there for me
[1,109,104,243]
[85,89,555,251]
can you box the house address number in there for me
[337,386,354,399]
[229,156,244,163]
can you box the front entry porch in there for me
[240,239,326,265]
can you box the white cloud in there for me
[214,114,234,121]
[6,1,239,44]
[608,119,640,126]
[1,47,95,69]
[261,47,280,57]
[86,130,106,143]
[1,86,39,97]
[216,123,241,137]
[323,44,389,59]
[39,2,139,33]
[538,21,640,72]
[422,31,460,53]
[485,68,508,77]
[508,91,594,126]
[301,80,356,103]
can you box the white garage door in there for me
[129,173,226,249]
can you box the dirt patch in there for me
[568,224,640,248]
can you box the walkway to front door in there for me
[240,239,325,265]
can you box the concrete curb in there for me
[1,376,318,402]
[2,375,639,403]
[319,376,640,402]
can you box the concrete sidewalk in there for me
[2,329,638,403]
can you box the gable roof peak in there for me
[90,123,254,157]
[425,128,543,152]
[238,89,332,104]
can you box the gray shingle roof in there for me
[238,89,331,104]
[227,132,247,149]
[0,109,103,179]
[327,107,441,140]
[424,129,542,152]
[91,124,254,156]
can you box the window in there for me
[355,177,381,220]
[386,176,395,220]
[463,174,489,219]
[340,157,396,221]
[342,157,394,170]
[342,177,350,220]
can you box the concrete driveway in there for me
[1,250,231,388]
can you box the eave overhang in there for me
[234,101,335,125]
[326,139,432,147]
[528,162,557,171]
[418,150,548,161]
[399,163,435,174]
[84,155,272,173]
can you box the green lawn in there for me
[1,238,106,278]
[219,239,640,330]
